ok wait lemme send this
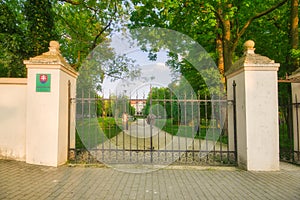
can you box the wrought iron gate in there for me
[279,95,300,164]
[69,85,237,166]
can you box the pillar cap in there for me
[244,40,255,54]
[24,41,66,65]
[49,41,60,53]
[288,68,300,82]
[225,40,279,76]
[23,41,78,78]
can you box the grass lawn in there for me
[75,117,229,149]
[75,117,122,149]
[155,118,228,144]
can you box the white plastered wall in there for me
[25,66,77,167]
[227,73,247,169]
[291,83,300,154]
[26,68,60,166]
[244,70,279,170]
[57,70,77,164]
[227,62,280,171]
[0,78,27,161]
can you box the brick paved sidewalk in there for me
[0,160,300,200]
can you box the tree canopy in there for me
[0,0,298,88]
[129,0,296,78]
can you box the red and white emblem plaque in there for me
[39,74,48,84]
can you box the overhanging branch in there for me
[232,0,288,50]
[91,2,117,49]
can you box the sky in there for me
[100,32,176,99]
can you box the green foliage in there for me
[1,0,133,80]
[129,0,291,74]
[75,129,85,149]
[155,118,228,144]
[110,95,136,117]
[0,0,58,77]
[97,98,113,117]
[129,1,294,123]
[242,2,290,76]
[96,96,136,118]
[142,85,221,126]
[53,0,128,68]
[24,0,58,56]
[98,117,122,140]
[291,49,300,64]
[130,0,217,51]
[1,0,297,117]
[77,41,141,93]
[76,117,122,149]
[0,1,26,77]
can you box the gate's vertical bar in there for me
[157,94,160,160]
[150,85,153,163]
[205,94,208,162]
[197,94,201,162]
[120,93,125,161]
[88,90,92,163]
[67,80,71,160]
[184,92,187,162]
[287,99,292,162]
[136,93,139,162]
[95,93,98,157]
[226,96,230,163]
[143,93,146,163]
[113,91,118,162]
[164,94,167,162]
[80,88,84,163]
[101,96,105,161]
[124,91,131,162]
[211,95,216,163]
[218,92,223,163]
[157,92,160,160]
[191,92,195,162]
[170,90,174,162]
[296,95,300,161]
[177,96,181,162]
[233,81,238,163]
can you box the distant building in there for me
[130,99,146,115]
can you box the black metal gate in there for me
[279,95,300,164]
[69,85,237,166]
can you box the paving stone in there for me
[1,160,300,200]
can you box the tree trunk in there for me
[223,19,233,73]
[216,21,225,82]
[290,0,299,49]
[290,0,299,70]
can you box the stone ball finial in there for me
[244,40,255,54]
[50,41,60,49]
[49,41,60,53]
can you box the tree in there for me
[24,0,58,56]
[129,0,289,76]
[0,0,58,77]
[1,0,134,80]
[289,0,299,70]
[54,0,129,68]
[212,0,288,72]
[0,1,27,77]
[54,0,143,94]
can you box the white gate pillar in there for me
[288,71,300,162]
[226,40,280,171]
[24,41,78,167]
